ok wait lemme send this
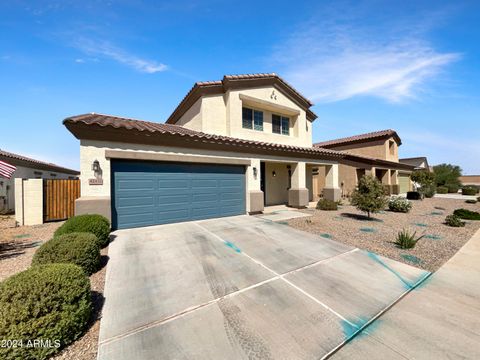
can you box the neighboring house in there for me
[0,149,79,213]
[399,156,430,171]
[459,175,480,186]
[313,130,414,197]
[64,73,414,230]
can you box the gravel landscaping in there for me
[0,215,108,360]
[288,198,480,272]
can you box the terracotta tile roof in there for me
[314,129,402,148]
[64,113,344,159]
[0,149,79,175]
[166,73,317,124]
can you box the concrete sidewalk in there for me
[332,227,480,359]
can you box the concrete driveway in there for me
[98,215,429,360]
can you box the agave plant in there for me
[395,229,424,249]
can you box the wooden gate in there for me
[43,179,80,222]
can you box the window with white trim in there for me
[242,107,263,131]
[272,114,290,135]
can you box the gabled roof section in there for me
[0,149,79,175]
[64,113,339,159]
[314,129,402,148]
[166,73,318,124]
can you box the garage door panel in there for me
[117,179,155,190]
[112,161,246,229]
[192,193,219,202]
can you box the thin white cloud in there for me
[73,38,167,73]
[273,16,461,103]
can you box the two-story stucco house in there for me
[313,130,414,197]
[64,73,413,230]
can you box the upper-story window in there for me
[242,107,263,131]
[272,114,290,135]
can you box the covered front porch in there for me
[247,159,340,213]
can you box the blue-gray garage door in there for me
[111,160,246,229]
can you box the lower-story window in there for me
[272,114,290,135]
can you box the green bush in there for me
[350,175,388,218]
[32,233,100,275]
[477,196,480,202]
[423,185,436,198]
[436,186,448,194]
[406,191,422,200]
[453,208,480,220]
[395,229,424,249]
[466,199,478,204]
[0,264,91,360]
[316,198,338,211]
[55,214,110,247]
[446,184,459,193]
[462,186,479,196]
[445,214,465,227]
[388,197,412,213]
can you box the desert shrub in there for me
[388,197,412,213]
[55,214,110,247]
[411,171,436,197]
[446,184,459,193]
[462,186,478,196]
[466,199,478,204]
[350,175,388,218]
[316,198,338,211]
[32,233,100,275]
[453,208,480,220]
[445,214,465,227]
[423,185,436,198]
[395,229,424,249]
[477,196,480,202]
[0,264,91,360]
[436,186,448,194]
[406,191,422,200]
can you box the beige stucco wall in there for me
[265,162,289,205]
[15,179,43,225]
[175,97,203,131]
[80,139,336,213]
[327,138,399,162]
[175,85,313,147]
[1,165,75,213]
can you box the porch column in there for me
[247,159,264,214]
[324,163,341,202]
[288,161,309,208]
[391,170,399,194]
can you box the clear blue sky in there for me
[1,1,479,173]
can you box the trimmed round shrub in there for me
[0,264,91,360]
[54,214,110,247]
[406,191,422,200]
[388,197,412,213]
[445,214,465,227]
[316,198,338,211]
[466,199,478,204]
[436,186,448,194]
[462,186,478,196]
[32,233,100,275]
[446,184,459,193]
[453,208,480,220]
